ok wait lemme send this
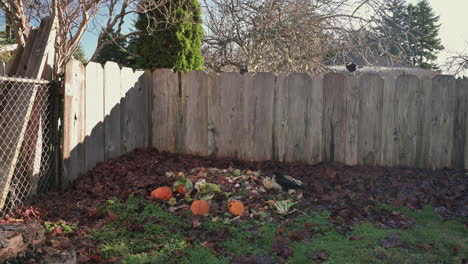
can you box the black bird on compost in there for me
[272,171,304,191]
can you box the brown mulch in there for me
[26,148,467,224]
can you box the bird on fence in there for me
[345,62,363,73]
[272,171,304,191]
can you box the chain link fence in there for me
[0,76,58,217]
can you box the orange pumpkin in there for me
[176,185,186,195]
[228,200,245,216]
[190,200,210,215]
[151,186,173,200]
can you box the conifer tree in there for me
[134,0,204,71]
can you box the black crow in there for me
[272,171,304,191]
[345,62,363,73]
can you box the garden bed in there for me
[2,148,468,263]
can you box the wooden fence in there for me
[64,60,468,184]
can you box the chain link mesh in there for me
[0,76,57,217]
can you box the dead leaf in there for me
[417,244,432,251]
[349,236,365,241]
[107,211,119,221]
[310,251,328,261]
[287,230,305,241]
[325,168,337,179]
[202,241,216,252]
[192,219,202,228]
[276,225,286,234]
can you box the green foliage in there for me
[95,29,135,67]
[72,45,88,65]
[134,0,204,71]
[44,220,77,234]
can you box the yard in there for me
[3,148,468,264]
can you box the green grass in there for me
[92,197,467,264]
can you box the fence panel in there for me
[182,71,208,156]
[323,73,347,162]
[358,74,383,165]
[104,62,122,160]
[394,75,422,167]
[85,62,105,171]
[152,69,179,152]
[452,78,468,169]
[62,61,468,184]
[63,60,85,185]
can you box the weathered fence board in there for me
[394,75,422,167]
[429,76,456,169]
[182,71,208,156]
[453,78,468,169]
[274,74,288,162]
[323,73,347,162]
[152,69,179,152]
[84,62,104,171]
[120,68,150,153]
[63,60,85,185]
[358,74,383,165]
[103,62,122,160]
[344,76,360,165]
[207,73,220,156]
[120,67,134,153]
[214,73,244,158]
[284,73,312,163]
[307,75,323,163]
[380,76,397,166]
[250,73,275,161]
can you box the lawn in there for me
[92,196,466,264]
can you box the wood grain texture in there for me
[284,73,311,163]
[243,73,275,161]
[84,62,104,171]
[152,69,179,152]
[358,74,383,165]
[214,73,243,158]
[182,71,208,156]
[452,78,468,169]
[308,75,323,163]
[63,60,85,186]
[394,75,422,167]
[344,75,360,165]
[380,75,397,166]
[323,73,347,162]
[273,74,288,162]
[103,62,122,160]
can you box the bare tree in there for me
[445,45,468,76]
[0,0,172,76]
[202,0,395,73]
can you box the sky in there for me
[81,0,468,72]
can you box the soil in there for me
[4,148,468,262]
